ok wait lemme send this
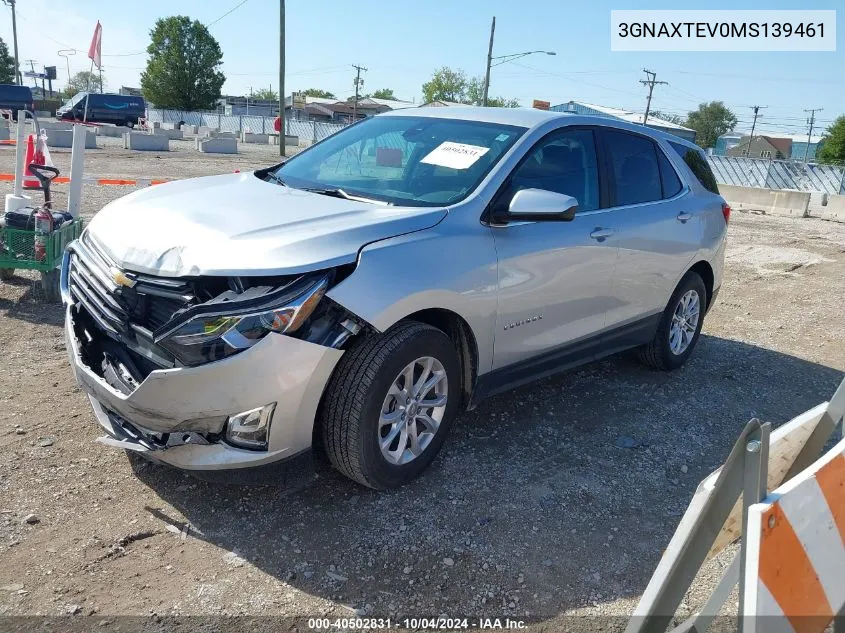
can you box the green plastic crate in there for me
[0,218,83,272]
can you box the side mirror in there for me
[498,188,578,223]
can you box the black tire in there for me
[637,271,707,371]
[40,269,61,303]
[0,268,14,282]
[319,321,461,489]
[125,120,135,128]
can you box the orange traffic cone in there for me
[22,134,42,190]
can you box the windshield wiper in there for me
[265,172,287,186]
[301,187,391,205]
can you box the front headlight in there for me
[156,273,329,366]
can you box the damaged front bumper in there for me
[65,306,343,480]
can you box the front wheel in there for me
[637,271,707,370]
[319,321,461,489]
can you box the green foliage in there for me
[140,16,225,110]
[62,71,105,98]
[684,101,737,149]
[370,88,396,100]
[816,116,845,164]
[0,37,16,84]
[422,67,518,107]
[301,88,336,99]
[649,110,685,126]
[251,88,278,102]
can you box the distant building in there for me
[717,132,824,161]
[727,135,792,159]
[549,100,697,143]
[282,93,413,123]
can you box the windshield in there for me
[61,93,86,109]
[274,115,525,206]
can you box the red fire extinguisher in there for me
[33,206,54,261]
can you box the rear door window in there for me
[669,141,720,194]
[657,149,683,198]
[603,130,662,206]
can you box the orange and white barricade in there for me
[743,437,845,633]
[627,376,845,633]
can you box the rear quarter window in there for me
[669,141,720,194]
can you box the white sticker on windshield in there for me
[420,142,491,170]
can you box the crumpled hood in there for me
[86,172,447,277]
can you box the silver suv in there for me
[62,107,728,489]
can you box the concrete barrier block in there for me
[46,128,97,149]
[815,194,845,222]
[285,135,299,146]
[0,127,9,141]
[124,132,170,151]
[241,132,270,144]
[150,121,161,131]
[209,130,238,139]
[152,128,184,140]
[197,126,217,137]
[719,184,810,219]
[196,137,238,154]
[183,124,198,135]
[36,121,74,132]
[95,125,127,137]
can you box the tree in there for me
[816,116,845,164]
[301,88,336,99]
[649,110,685,126]
[370,88,396,100]
[684,101,738,149]
[0,37,16,85]
[63,71,106,98]
[251,88,278,102]
[422,67,518,107]
[141,16,225,110]
[422,67,467,103]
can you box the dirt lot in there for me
[1,136,844,631]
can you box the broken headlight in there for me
[155,273,329,366]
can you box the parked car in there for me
[0,84,34,120]
[61,107,728,489]
[56,92,146,127]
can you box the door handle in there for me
[589,228,614,241]
[677,212,692,223]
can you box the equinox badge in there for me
[504,315,543,331]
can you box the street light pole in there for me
[279,0,285,157]
[482,16,495,107]
[2,0,21,85]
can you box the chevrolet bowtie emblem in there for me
[110,268,137,288]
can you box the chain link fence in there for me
[145,108,348,144]
[707,155,845,195]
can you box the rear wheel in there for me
[320,321,460,489]
[0,268,14,282]
[637,271,707,370]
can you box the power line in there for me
[639,69,668,125]
[208,0,250,27]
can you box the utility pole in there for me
[24,59,37,88]
[803,107,823,163]
[744,105,767,157]
[2,0,20,85]
[351,63,367,122]
[278,0,285,157]
[640,69,668,125]
[482,16,496,107]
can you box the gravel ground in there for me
[1,139,844,631]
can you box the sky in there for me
[2,0,842,137]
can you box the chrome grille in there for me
[67,234,195,337]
